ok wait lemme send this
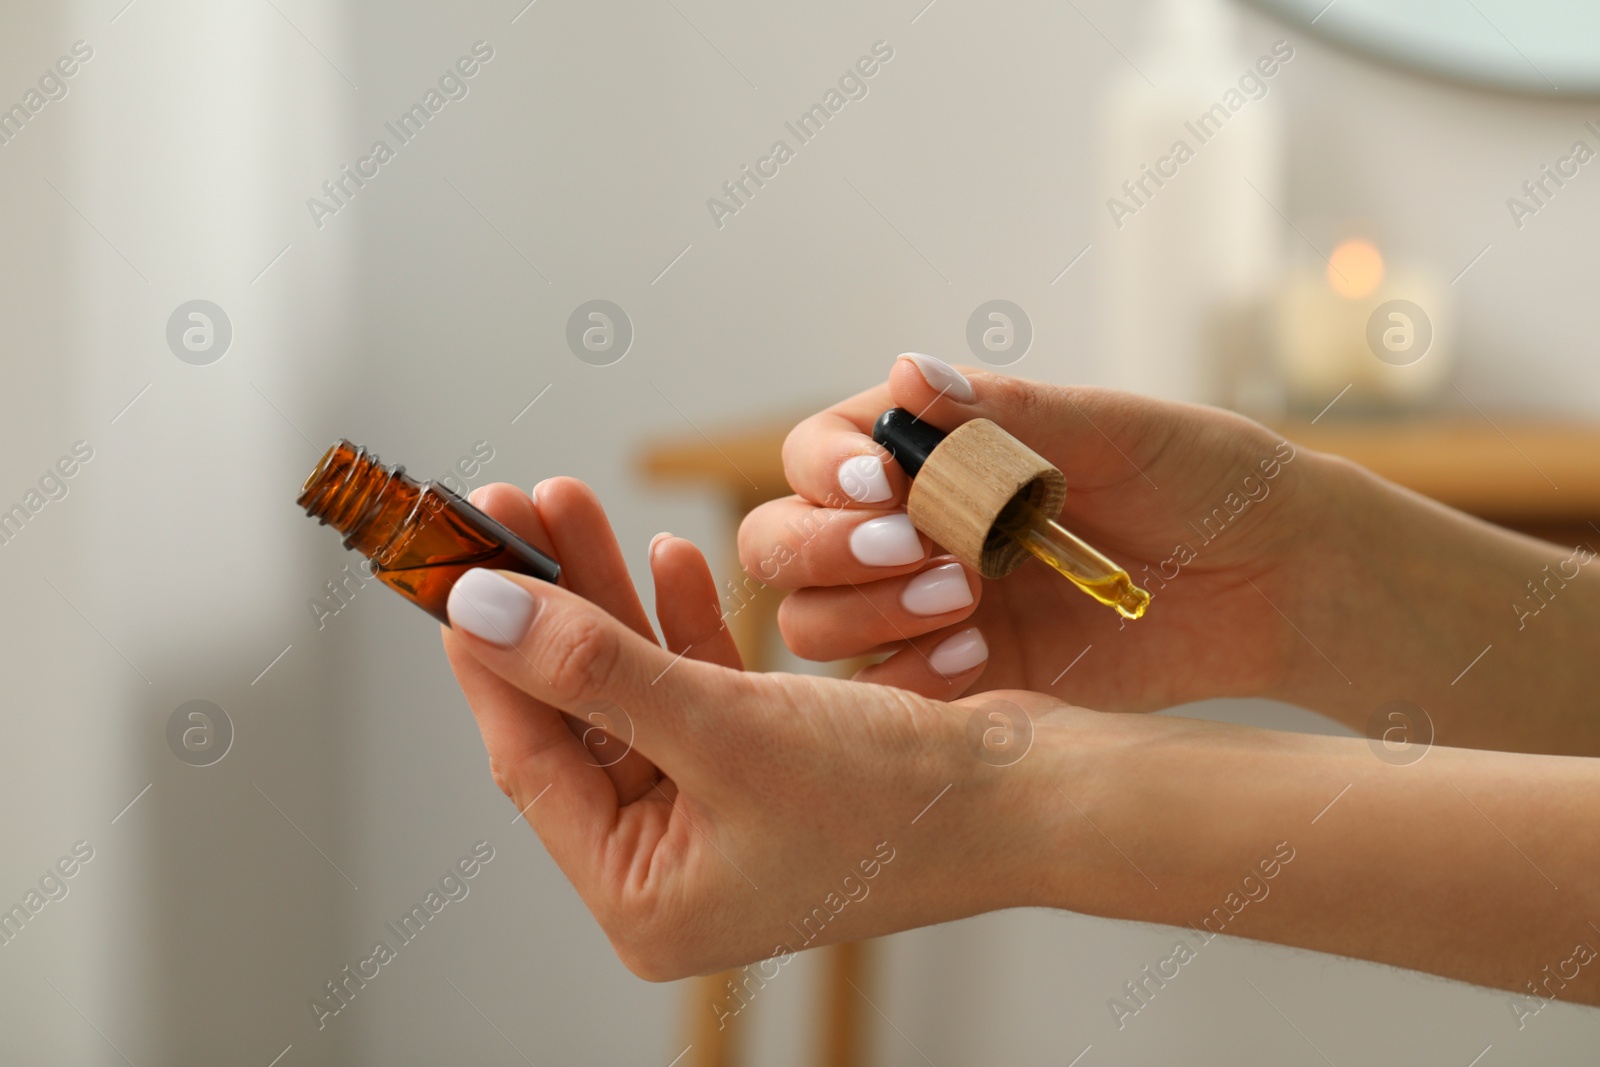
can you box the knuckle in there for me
[735,510,769,576]
[540,611,620,703]
[776,598,822,660]
[485,755,515,799]
[739,501,825,591]
[779,425,809,493]
[1006,376,1061,429]
[776,596,860,663]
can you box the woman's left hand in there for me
[441,478,1075,979]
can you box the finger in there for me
[466,480,661,795]
[649,533,743,670]
[887,355,1178,494]
[532,477,658,642]
[777,558,982,661]
[851,622,992,698]
[467,481,556,555]
[442,627,617,875]
[446,566,710,760]
[779,379,908,508]
[737,496,931,590]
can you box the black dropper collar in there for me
[871,408,948,480]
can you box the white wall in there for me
[1,0,1597,1063]
[0,0,358,1063]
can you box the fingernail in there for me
[849,513,924,567]
[929,626,987,676]
[448,569,539,646]
[649,531,673,558]
[839,454,892,503]
[899,353,975,403]
[901,562,974,616]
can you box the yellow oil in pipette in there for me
[994,497,1150,619]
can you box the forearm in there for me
[1019,710,1600,1004]
[1279,452,1600,755]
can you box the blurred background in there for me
[2,0,1599,1063]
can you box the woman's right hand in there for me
[738,355,1351,713]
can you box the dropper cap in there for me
[871,407,1066,580]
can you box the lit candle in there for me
[1273,237,1451,413]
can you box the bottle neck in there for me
[298,441,423,558]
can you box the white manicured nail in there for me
[649,531,674,558]
[849,513,923,567]
[839,454,892,503]
[899,353,975,403]
[901,562,973,616]
[448,569,538,646]
[929,626,988,676]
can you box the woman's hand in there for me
[441,478,1065,978]
[444,479,736,812]
[740,355,1600,756]
[737,355,1334,713]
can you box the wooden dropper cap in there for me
[872,408,1067,580]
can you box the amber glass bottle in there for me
[298,440,560,624]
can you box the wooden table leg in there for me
[819,940,871,1067]
[686,971,742,1067]
[680,502,876,1067]
[682,543,781,1067]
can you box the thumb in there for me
[887,354,1177,492]
[445,567,696,761]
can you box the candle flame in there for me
[1327,238,1384,299]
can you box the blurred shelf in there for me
[1272,418,1600,525]
[639,419,794,509]
[642,414,1600,528]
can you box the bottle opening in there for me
[298,440,408,542]
[299,441,340,498]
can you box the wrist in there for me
[988,703,1164,917]
[1295,453,1600,751]
[942,698,1105,916]
[1007,706,1351,926]
[1254,446,1383,711]
[1258,444,1465,724]
[1266,446,1570,741]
